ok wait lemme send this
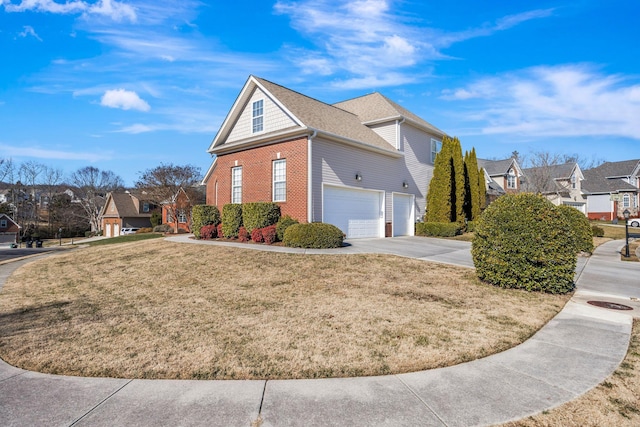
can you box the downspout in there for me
[396,116,406,150]
[307,129,317,223]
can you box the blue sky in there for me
[1,0,639,186]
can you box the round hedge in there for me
[556,204,594,254]
[282,223,344,249]
[472,193,576,294]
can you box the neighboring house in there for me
[0,213,20,244]
[162,187,205,233]
[202,75,446,238]
[477,157,524,204]
[582,159,640,221]
[522,162,586,213]
[99,192,156,237]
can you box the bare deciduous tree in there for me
[136,164,202,233]
[69,166,124,233]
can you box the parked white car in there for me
[121,228,140,235]
[629,219,640,228]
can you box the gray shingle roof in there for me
[332,92,445,136]
[582,168,638,194]
[591,159,640,178]
[477,158,515,176]
[254,77,396,152]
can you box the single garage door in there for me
[323,185,384,238]
[0,233,17,244]
[392,193,414,237]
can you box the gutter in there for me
[307,129,317,223]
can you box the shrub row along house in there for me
[202,75,446,239]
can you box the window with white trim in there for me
[0,219,7,228]
[178,209,187,223]
[143,202,150,213]
[252,99,264,133]
[273,159,286,202]
[231,166,242,203]
[571,174,577,189]
[623,193,630,208]
[507,169,517,189]
[431,139,441,163]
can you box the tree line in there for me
[0,158,202,239]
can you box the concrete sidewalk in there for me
[0,238,637,426]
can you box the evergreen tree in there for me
[425,136,453,222]
[464,148,481,221]
[451,137,465,222]
[477,166,487,214]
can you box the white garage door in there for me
[323,185,384,238]
[392,193,415,237]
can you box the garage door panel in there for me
[323,185,383,239]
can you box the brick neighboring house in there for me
[162,187,206,233]
[522,162,586,213]
[202,75,447,238]
[583,159,640,221]
[477,157,524,204]
[0,213,20,244]
[100,192,156,237]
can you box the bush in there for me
[283,223,344,249]
[466,220,476,233]
[192,205,221,239]
[472,193,576,294]
[251,227,264,243]
[136,227,153,234]
[262,225,277,245]
[150,211,162,228]
[556,205,594,254]
[276,215,299,241]
[238,226,249,242]
[221,204,243,238]
[153,224,172,233]
[591,225,605,237]
[415,222,462,237]
[200,224,218,240]
[242,202,281,233]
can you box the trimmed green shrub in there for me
[153,224,172,233]
[242,202,281,233]
[466,220,476,233]
[192,205,221,239]
[472,193,576,294]
[276,215,299,241]
[557,204,594,254]
[221,204,243,238]
[415,222,462,237]
[283,223,344,249]
[591,225,605,237]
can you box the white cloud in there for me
[3,0,136,22]
[18,25,42,41]
[274,1,553,87]
[442,64,640,139]
[0,143,110,162]
[100,89,150,111]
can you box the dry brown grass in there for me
[0,239,569,380]
[503,320,640,427]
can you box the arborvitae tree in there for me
[451,137,465,222]
[477,167,487,213]
[464,148,482,221]
[425,136,453,222]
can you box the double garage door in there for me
[323,185,414,238]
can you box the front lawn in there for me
[0,239,570,380]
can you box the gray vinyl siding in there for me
[588,194,612,213]
[311,138,412,223]
[400,123,437,219]
[369,122,398,149]
[227,88,298,142]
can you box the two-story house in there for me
[100,192,156,237]
[202,76,446,238]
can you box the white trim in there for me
[307,130,316,223]
[272,159,286,202]
[391,192,415,237]
[231,166,242,203]
[252,98,264,134]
